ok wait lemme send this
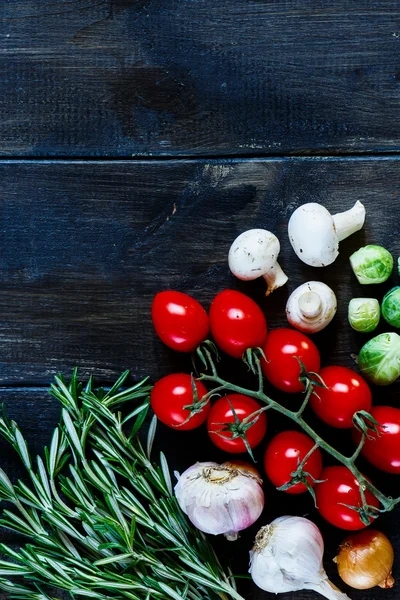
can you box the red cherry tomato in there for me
[261,328,320,393]
[207,394,267,453]
[264,430,323,494]
[209,290,267,358]
[310,366,372,429]
[315,466,379,530]
[353,406,400,474]
[150,373,209,430]
[151,291,209,352]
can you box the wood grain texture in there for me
[1,157,400,600]
[1,1,400,156]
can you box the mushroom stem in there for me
[298,291,322,319]
[332,201,366,242]
[262,262,288,296]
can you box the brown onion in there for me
[334,529,395,590]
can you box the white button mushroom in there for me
[228,229,288,296]
[286,281,337,333]
[288,201,366,267]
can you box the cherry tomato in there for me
[315,466,379,530]
[261,328,320,393]
[150,373,209,430]
[264,430,323,494]
[151,291,209,352]
[353,406,400,474]
[310,366,372,429]
[207,394,267,453]
[209,290,267,358]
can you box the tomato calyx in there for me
[243,347,266,375]
[352,410,382,440]
[194,339,220,373]
[276,442,325,505]
[209,398,269,462]
[174,375,211,428]
[338,483,383,527]
[297,357,326,393]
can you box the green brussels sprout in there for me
[350,245,393,284]
[348,298,380,332]
[381,286,400,328]
[358,332,400,385]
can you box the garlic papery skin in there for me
[174,461,264,541]
[249,516,350,600]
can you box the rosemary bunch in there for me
[0,369,244,600]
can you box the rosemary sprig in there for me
[0,370,244,600]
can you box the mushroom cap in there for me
[288,203,338,267]
[286,281,337,333]
[228,229,280,281]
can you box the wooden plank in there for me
[1,157,400,385]
[1,2,400,156]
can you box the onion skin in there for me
[334,530,395,590]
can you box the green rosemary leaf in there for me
[57,531,82,560]
[13,425,32,470]
[93,553,133,566]
[1,509,34,536]
[146,415,157,460]
[36,456,52,503]
[0,561,33,576]
[158,582,187,600]
[129,515,136,547]
[69,367,79,403]
[103,370,130,400]
[53,376,79,412]
[48,428,59,477]
[127,401,150,440]
[0,468,16,500]
[69,589,107,598]
[62,409,84,459]
[159,453,173,496]
[15,481,42,508]
[123,401,149,426]
[97,542,124,551]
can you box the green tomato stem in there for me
[199,356,400,518]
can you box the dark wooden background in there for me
[1,2,400,599]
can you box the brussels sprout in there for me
[348,298,380,332]
[350,245,393,284]
[381,286,400,328]
[358,332,400,385]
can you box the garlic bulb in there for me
[174,461,264,541]
[249,516,350,600]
